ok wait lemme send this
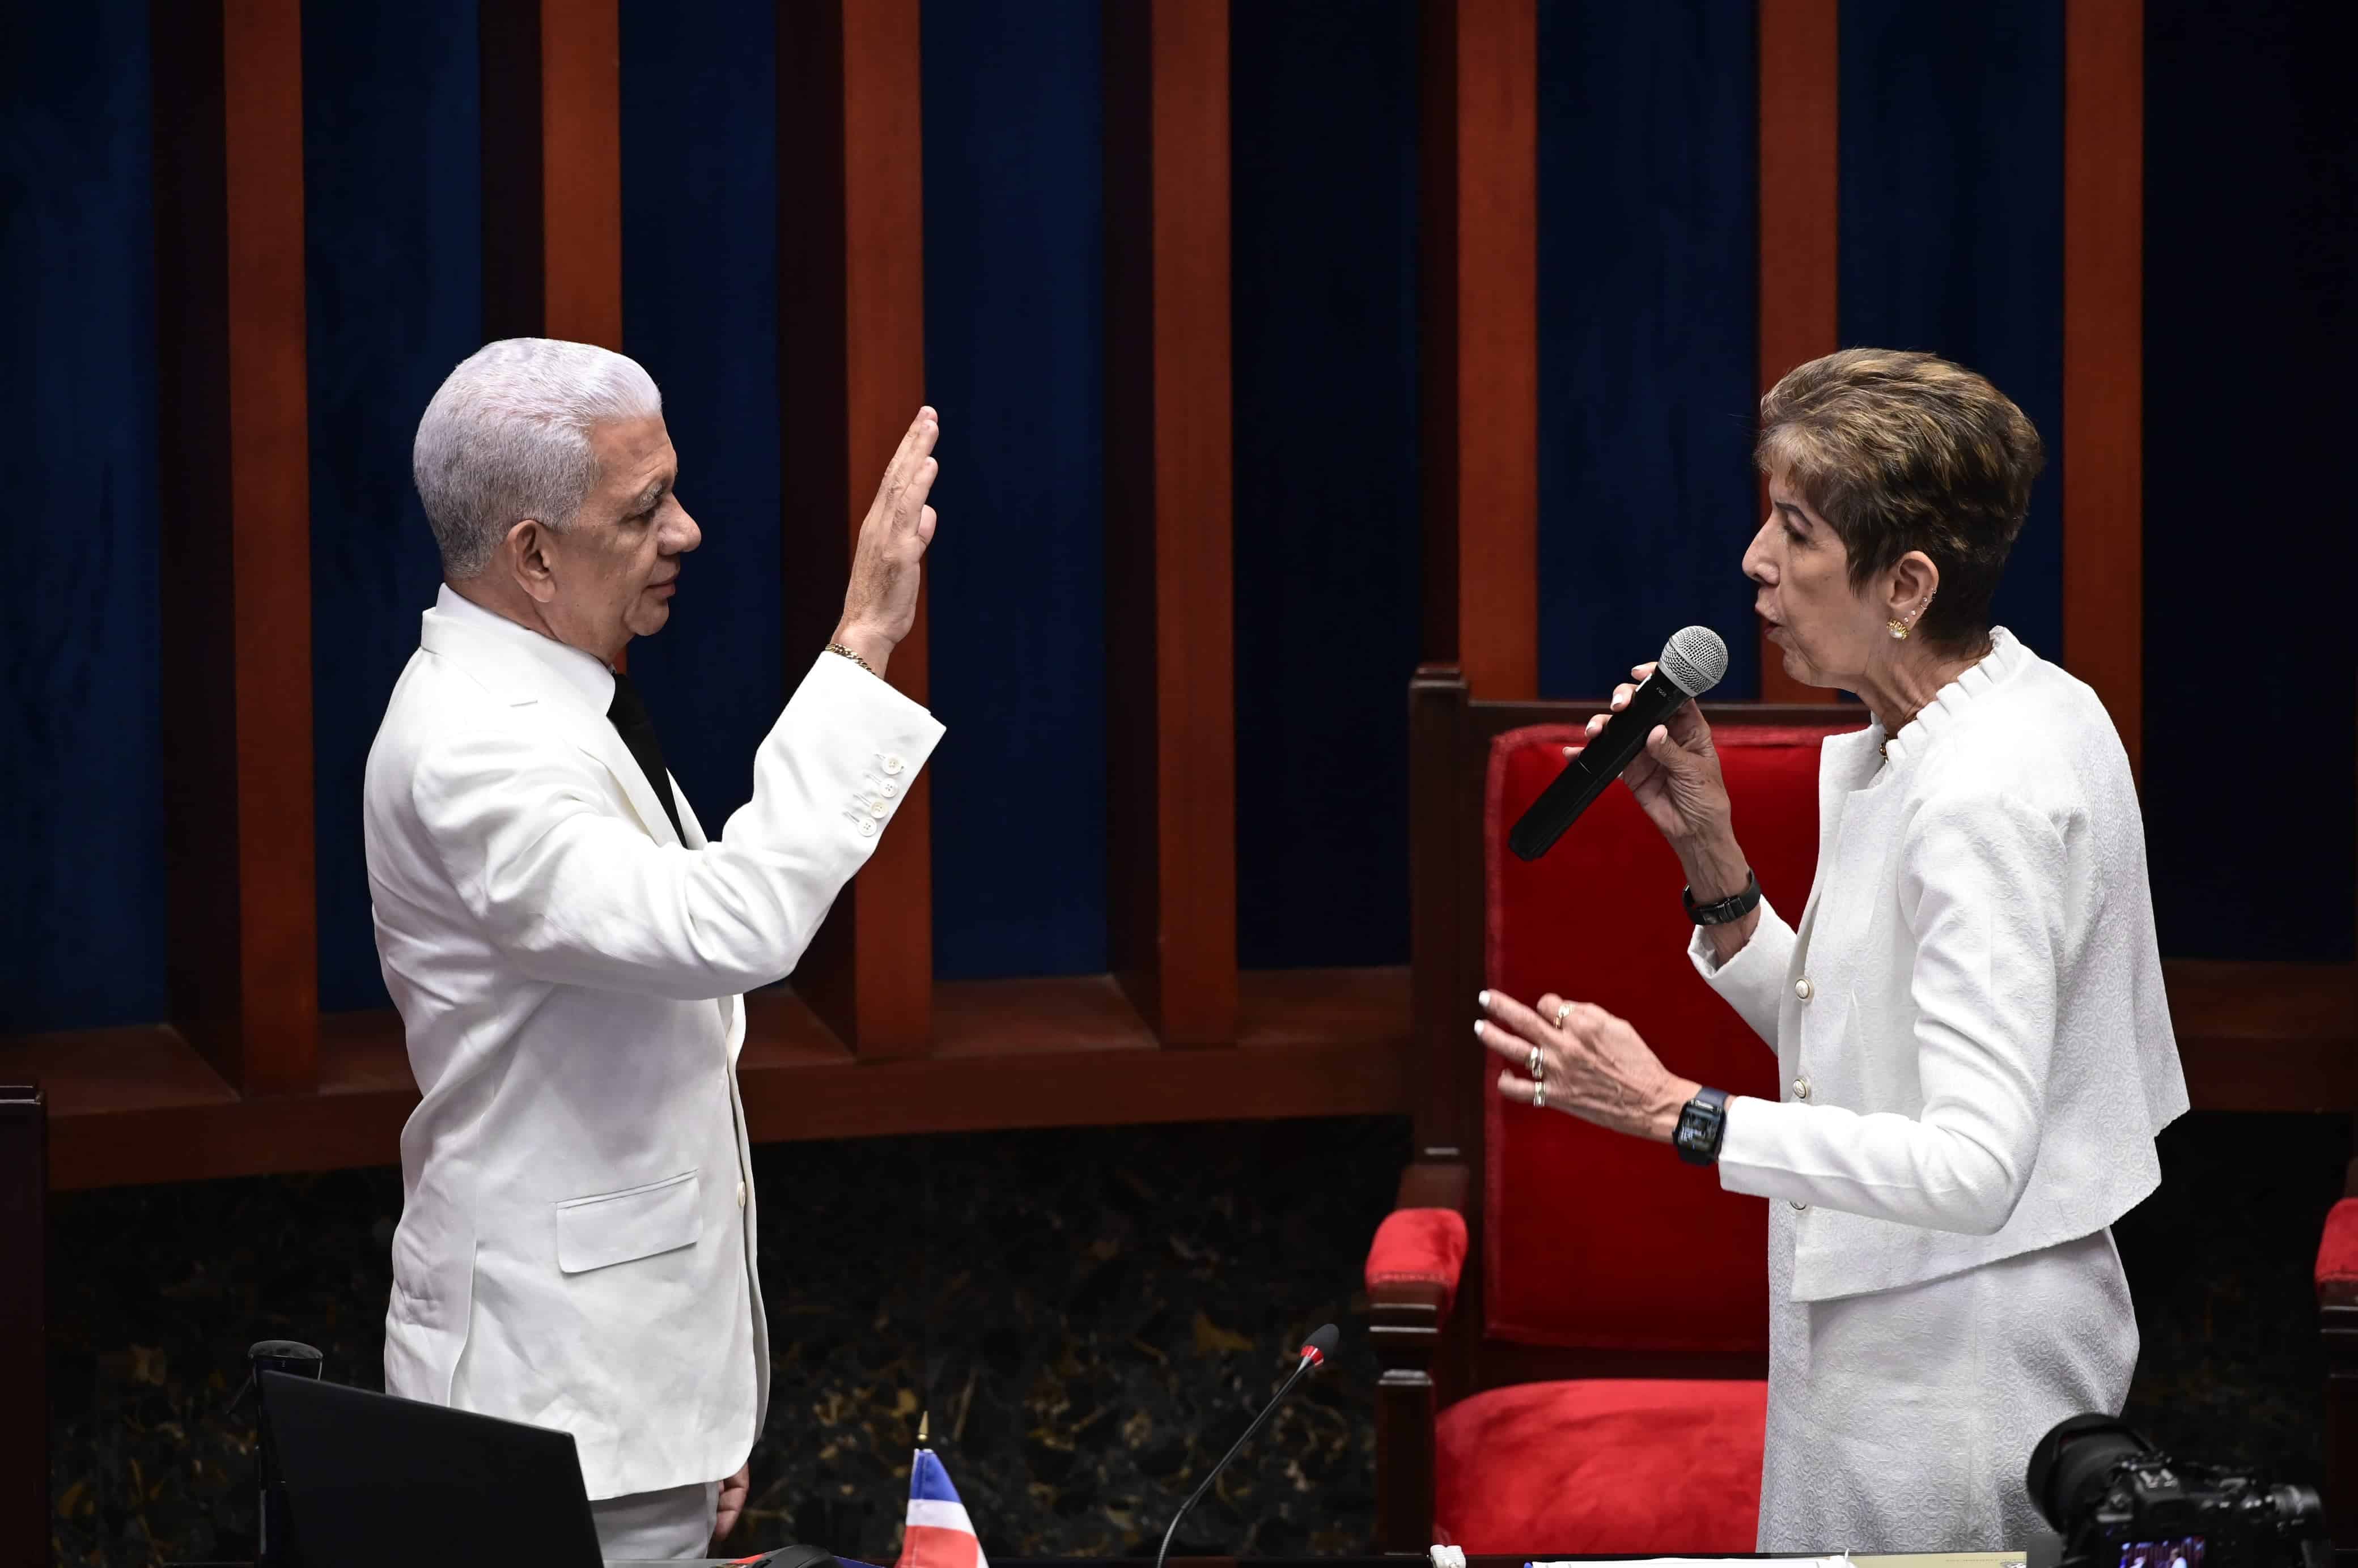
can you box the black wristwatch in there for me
[1673,1086,1730,1166]
[1682,871,1762,927]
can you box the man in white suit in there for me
[364,338,944,1559]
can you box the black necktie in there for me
[605,669,687,843]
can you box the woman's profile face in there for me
[1742,471,1887,690]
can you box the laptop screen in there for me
[259,1370,605,1568]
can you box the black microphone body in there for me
[1508,627,1729,862]
[1152,1324,1338,1568]
[1509,665,1688,861]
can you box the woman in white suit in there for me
[1474,349,2187,1553]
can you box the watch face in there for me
[1676,1099,1723,1163]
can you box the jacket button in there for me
[882,754,905,775]
[878,779,898,798]
[1792,1077,1812,1101]
[736,1180,748,1210]
[1794,977,1813,1001]
[868,800,889,818]
[857,818,876,837]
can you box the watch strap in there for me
[1682,871,1762,927]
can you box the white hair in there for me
[412,338,663,579]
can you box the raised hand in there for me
[833,407,941,675]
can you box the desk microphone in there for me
[243,1339,322,1568]
[1151,1323,1338,1568]
[1508,626,1730,861]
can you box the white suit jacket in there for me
[365,587,943,1498]
[1690,629,2188,1302]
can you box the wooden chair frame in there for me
[1372,664,1854,1552]
[2,1081,46,1567]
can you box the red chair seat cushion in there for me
[1365,1207,1471,1316]
[1434,1378,1766,1554]
[2317,1198,2358,1297]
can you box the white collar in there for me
[423,584,617,716]
[1874,627,2030,768]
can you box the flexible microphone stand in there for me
[1152,1324,1338,1568]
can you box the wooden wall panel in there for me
[480,0,623,347]
[1102,0,1239,1046]
[1755,0,1839,703]
[1419,0,1538,700]
[5,952,2348,1190]
[777,0,934,1057]
[15,970,1409,1188]
[2166,960,2356,1112]
[151,0,318,1097]
[2063,0,2144,776]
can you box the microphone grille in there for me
[1657,627,1729,698]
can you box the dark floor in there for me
[42,1110,2351,1566]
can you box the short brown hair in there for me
[1757,348,2044,649]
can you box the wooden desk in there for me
[623,1554,2033,1568]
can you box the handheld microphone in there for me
[1152,1323,1338,1568]
[1507,626,1729,862]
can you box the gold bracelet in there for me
[825,641,877,677]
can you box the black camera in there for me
[2027,1413,2329,1568]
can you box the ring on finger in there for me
[1553,1001,1573,1029]
[1530,1077,1546,1110]
[1526,1044,1543,1080]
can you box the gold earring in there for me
[1888,619,1909,641]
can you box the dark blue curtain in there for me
[1837,0,2066,665]
[1535,0,1762,703]
[921,0,1110,979]
[619,0,786,855]
[2143,0,2357,962]
[1231,0,1423,968]
[2,0,165,1031]
[304,0,484,1012]
[16,1,2354,1030]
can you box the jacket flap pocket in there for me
[555,1171,702,1274]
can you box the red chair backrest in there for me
[1481,721,1844,1353]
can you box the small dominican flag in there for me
[896,1444,989,1568]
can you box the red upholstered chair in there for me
[2315,1163,2358,1555]
[1366,665,1853,1556]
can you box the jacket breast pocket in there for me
[555,1171,702,1275]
